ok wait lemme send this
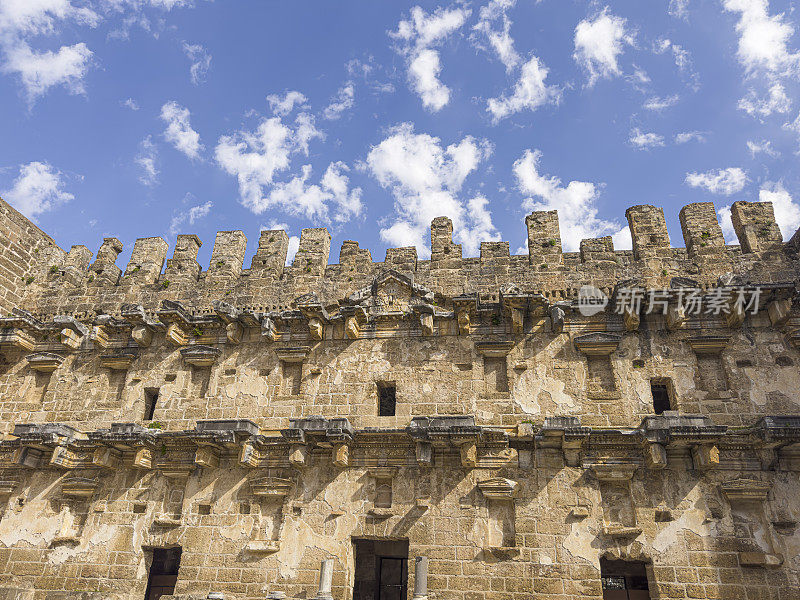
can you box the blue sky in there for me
[1,0,799,267]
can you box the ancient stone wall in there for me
[0,198,65,316]
[0,199,799,600]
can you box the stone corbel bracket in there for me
[213,300,261,345]
[91,314,129,350]
[280,416,354,468]
[86,423,158,470]
[573,332,622,356]
[61,477,99,499]
[26,352,65,373]
[610,281,645,332]
[99,347,139,371]
[535,417,592,467]
[294,293,331,341]
[452,294,478,335]
[474,340,514,358]
[340,306,368,340]
[11,423,83,469]
[121,304,162,348]
[500,288,545,335]
[52,316,89,351]
[249,476,293,500]
[158,300,210,347]
[687,335,729,354]
[407,415,483,468]
[180,345,221,368]
[0,308,47,351]
[638,413,727,470]
[274,345,310,364]
[190,420,260,467]
[477,477,519,501]
[746,416,800,470]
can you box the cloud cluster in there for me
[738,83,791,118]
[718,182,800,242]
[685,167,747,195]
[160,101,203,160]
[0,161,73,220]
[513,149,629,251]
[573,8,634,86]
[183,42,211,85]
[135,136,159,186]
[266,90,308,116]
[323,83,355,120]
[215,111,361,223]
[169,199,212,235]
[629,128,665,150]
[366,123,498,255]
[391,5,471,111]
[722,0,799,77]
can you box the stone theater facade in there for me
[0,195,799,600]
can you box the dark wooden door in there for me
[378,557,407,600]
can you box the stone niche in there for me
[590,464,641,539]
[574,333,622,400]
[721,479,784,568]
[477,477,519,554]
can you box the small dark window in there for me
[133,503,146,514]
[197,504,211,515]
[145,547,182,600]
[650,381,671,415]
[144,388,159,421]
[378,383,396,416]
[600,558,650,597]
[776,356,793,367]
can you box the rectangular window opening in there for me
[144,388,159,421]
[145,546,182,600]
[484,356,509,393]
[282,361,302,395]
[378,382,396,417]
[600,558,651,599]
[650,380,671,415]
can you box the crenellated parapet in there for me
[3,198,800,319]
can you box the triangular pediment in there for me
[346,270,434,314]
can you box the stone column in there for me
[412,556,428,600]
[315,558,334,600]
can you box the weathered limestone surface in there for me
[0,194,799,599]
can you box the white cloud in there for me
[573,8,634,86]
[669,0,690,20]
[3,41,93,100]
[121,97,139,110]
[135,136,158,186]
[160,101,203,160]
[365,123,497,255]
[653,38,691,71]
[391,5,471,111]
[215,112,359,223]
[747,139,779,157]
[722,0,800,76]
[629,128,665,149]
[182,42,211,85]
[486,56,561,122]
[718,182,800,242]
[738,83,791,118]
[717,205,736,243]
[266,90,308,116]
[643,94,679,111]
[169,199,212,235]
[472,0,520,71]
[760,182,800,239]
[784,111,800,147]
[323,82,355,120]
[685,167,747,195]
[0,161,73,220]
[513,149,627,252]
[0,1,99,101]
[675,131,706,144]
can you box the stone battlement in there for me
[2,196,799,320]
